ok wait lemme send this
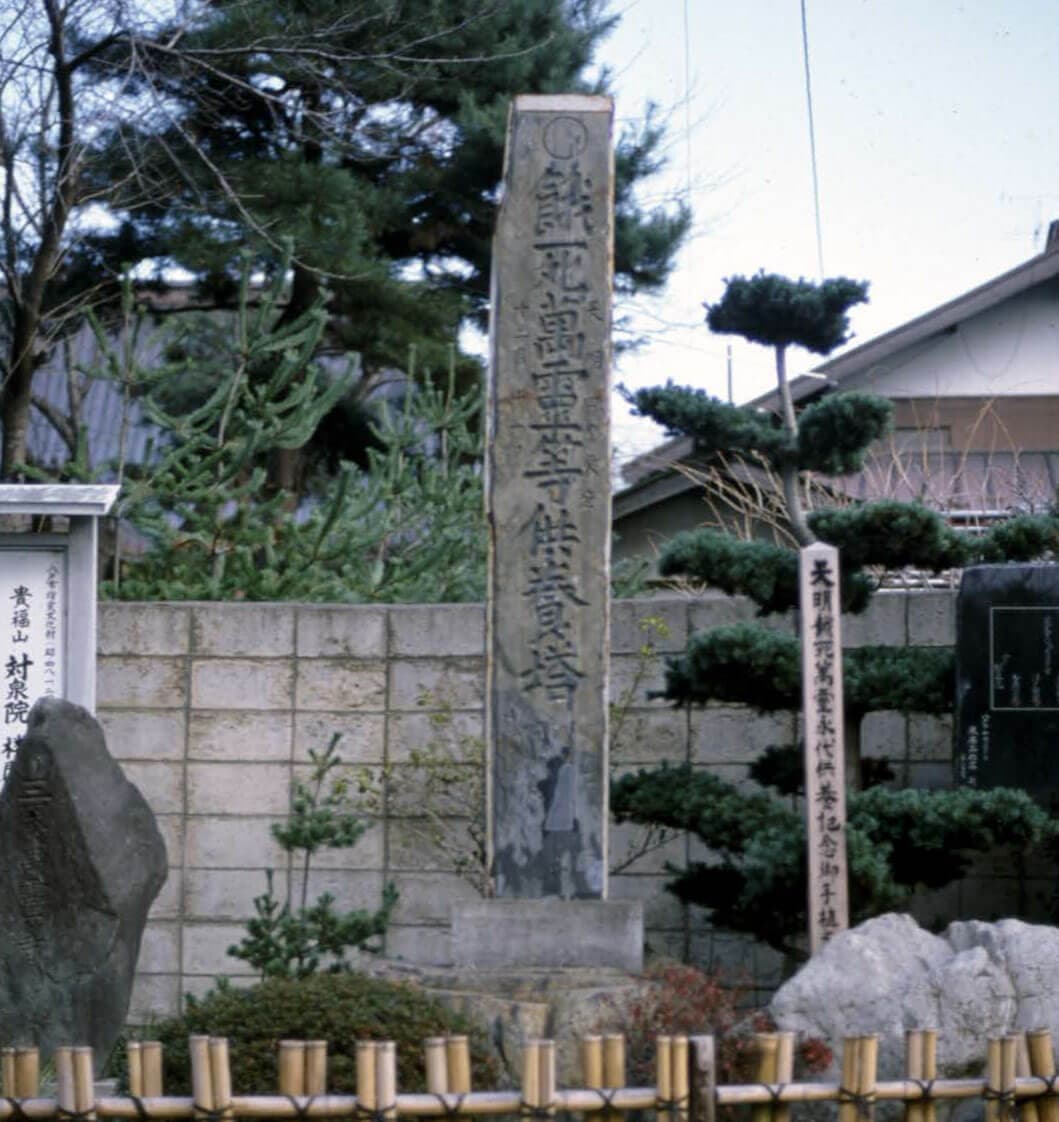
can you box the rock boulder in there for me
[770,913,1059,1080]
[0,698,167,1069]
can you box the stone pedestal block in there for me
[451,898,643,972]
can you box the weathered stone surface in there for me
[362,959,647,1084]
[486,94,615,899]
[955,564,1059,797]
[770,913,1059,1081]
[452,899,643,972]
[0,698,167,1068]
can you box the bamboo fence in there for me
[2,1029,1059,1122]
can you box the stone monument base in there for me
[362,959,647,1084]
[450,899,643,973]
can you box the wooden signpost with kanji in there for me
[799,541,849,951]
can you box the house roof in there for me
[617,226,1059,519]
[749,230,1059,412]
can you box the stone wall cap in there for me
[513,94,613,113]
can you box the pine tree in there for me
[3,1,690,480]
[611,272,1059,960]
[101,253,650,603]
[103,258,490,604]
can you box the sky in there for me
[599,0,1059,469]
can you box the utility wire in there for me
[683,0,693,200]
[800,0,825,278]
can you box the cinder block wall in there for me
[97,590,957,1019]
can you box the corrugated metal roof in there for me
[25,322,165,475]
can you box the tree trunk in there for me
[2,1,80,477]
[2,312,39,478]
[773,344,815,546]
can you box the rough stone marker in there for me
[461,93,641,971]
[0,697,167,1070]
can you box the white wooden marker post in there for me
[799,541,849,951]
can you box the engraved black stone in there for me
[955,564,1059,802]
[0,697,167,1067]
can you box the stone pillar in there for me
[485,95,614,900]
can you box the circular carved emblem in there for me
[542,116,588,160]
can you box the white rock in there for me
[770,913,1059,1081]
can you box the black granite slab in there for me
[955,564,1059,802]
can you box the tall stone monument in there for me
[452,94,641,970]
[486,93,613,900]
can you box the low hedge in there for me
[133,974,499,1092]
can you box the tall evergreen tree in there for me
[2,0,689,482]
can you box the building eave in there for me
[814,247,1059,383]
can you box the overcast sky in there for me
[600,0,1059,467]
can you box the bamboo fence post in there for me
[1001,1035,1019,1122]
[189,1036,214,1122]
[774,1032,794,1122]
[208,1039,233,1122]
[922,1030,938,1122]
[688,1036,716,1122]
[127,1043,144,1099]
[657,1036,673,1122]
[672,1035,690,1122]
[751,1033,779,1122]
[0,1048,13,1097]
[986,1039,1003,1122]
[447,1037,472,1095]
[55,1048,77,1122]
[1028,1029,1059,1122]
[1017,1034,1040,1122]
[357,1042,377,1119]
[425,1039,448,1096]
[582,1037,603,1116]
[521,1040,540,1119]
[278,1042,307,1097]
[74,1048,96,1122]
[376,1042,397,1122]
[14,1047,38,1098]
[141,1042,163,1098]
[538,1041,556,1120]
[306,1042,327,1097]
[603,1035,625,1086]
[839,1037,860,1122]
[904,1031,923,1122]
[602,1035,624,1122]
[858,1036,879,1122]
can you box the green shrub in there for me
[144,975,500,1093]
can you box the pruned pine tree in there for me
[611,271,1059,960]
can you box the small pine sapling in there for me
[228,734,396,978]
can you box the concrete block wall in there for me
[97,590,959,1020]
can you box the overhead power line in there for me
[800,0,825,279]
